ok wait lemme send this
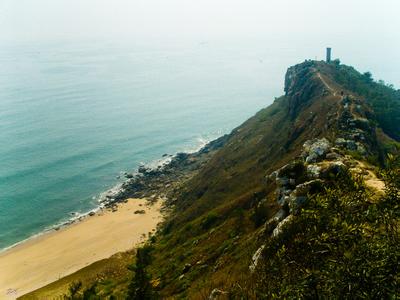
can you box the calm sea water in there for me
[0,38,397,250]
[0,40,280,250]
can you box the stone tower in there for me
[326,47,332,63]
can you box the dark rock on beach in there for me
[99,134,229,208]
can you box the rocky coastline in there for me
[1,135,229,255]
[99,134,229,210]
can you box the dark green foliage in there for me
[331,64,400,141]
[67,281,82,298]
[82,283,99,300]
[250,162,400,299]
[234,208,246,233]
[64,281,100,300]
[201,212,219,230]
[127,245,157,300]
[363,71,373,83]
[252,201,268,227]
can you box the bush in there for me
[251,202,268,227]
[201,212,219,230]
[64,281,99,300]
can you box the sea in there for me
[0,37,398,250]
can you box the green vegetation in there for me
[330,63,400,141]
[201,212,219,230]
[127,245,157,299]
[59,245,157,300]
[63,281,100,300]
[21,252,134,299]
[245,159,400,298]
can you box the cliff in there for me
[23,60,400,299]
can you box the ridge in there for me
[23,60,400,299]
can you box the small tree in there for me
[65,281,82,299]
[332,58,341,66]
[363,71,373,83]
[64,281,99,300]
[127,246,157,299]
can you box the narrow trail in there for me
[317,72,339,97]
[355,161,386,194]
[315,73,384,193]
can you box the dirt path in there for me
[316,72,343,98]
[352,161,385,194]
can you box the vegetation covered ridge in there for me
[23,60,400,299]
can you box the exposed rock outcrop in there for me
[249,245,265,272]
[265,137,349,236]
[272,215,295,237]
[303,138,331,163]
[209,288,229,300]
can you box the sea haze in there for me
[0,39,282,250]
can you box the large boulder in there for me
[288,179,324,213]
[272,215,295,237]
[264,209,288,234]
[303,138,331,163]
[307,164,322,178]
[266,161,307,190]
[319,161,347,179]
[277,160,306,179]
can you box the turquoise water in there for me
[0,38,398,250]
[0,40,283,250]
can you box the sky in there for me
[0,0,399,85]
[1,0,399,43]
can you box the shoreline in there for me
[0,134,228,299]
[0,198,164,299]
[0,136,214,255]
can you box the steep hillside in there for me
[23,60,400,299]
[166,60,395,230]
[146,60,399,298]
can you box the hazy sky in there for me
[1,0,399,86]
[1,0,399,43]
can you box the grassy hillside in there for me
[23,60,400,299]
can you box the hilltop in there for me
[23,60,400,299]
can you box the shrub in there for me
[251,201,268,227]
[201,212,219,230]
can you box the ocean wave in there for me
[96,134,217,205]
[0,133,221,253]
[0,206,100,254]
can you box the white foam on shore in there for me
[0,207,103,254]
[0,134,223,253]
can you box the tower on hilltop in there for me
[326,47,332,63]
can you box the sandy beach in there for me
[0,198,163,299]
